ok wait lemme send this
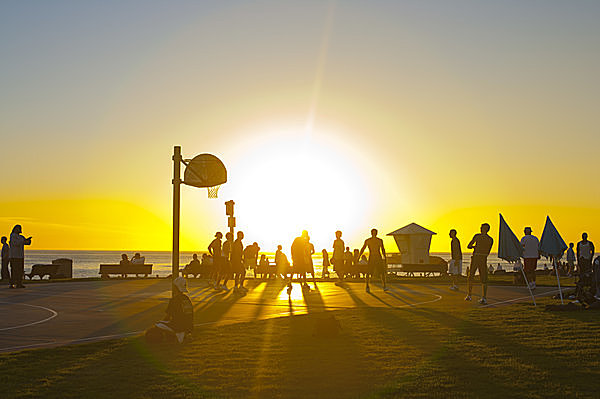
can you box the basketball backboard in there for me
[183,153,227,188]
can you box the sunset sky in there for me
[1,1,599,253]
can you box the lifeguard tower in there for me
[387,223,445,276]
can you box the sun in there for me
[226,130,370,252]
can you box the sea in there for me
[22,250,555,279]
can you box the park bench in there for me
[27,258,73,280]
[99,264,153,278]
[395,263,448,277]
[253,260,278,279]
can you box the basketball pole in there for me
[172,145,181,295]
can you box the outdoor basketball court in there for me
[0,279,559,353]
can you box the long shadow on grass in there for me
[404,306,600,396]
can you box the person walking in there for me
[1,236,10,283]
[521,227,540,290]
[465,223,494,305]
[359,228,388,293]
[577,233,595,274]
[333,231,345,286]
[449,229,462,291]
[9,225,31,289]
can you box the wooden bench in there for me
[396,263,448,277]
[99,264,153,278]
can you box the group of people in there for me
[447,223,599,305]
[1,225,32,289]
[119,252,146,266]
[195,228,390,295]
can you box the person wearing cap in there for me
[521,227,540,290]
[155,276,194,344]
[9,225,31,289]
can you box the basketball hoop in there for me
[207,184,221,199]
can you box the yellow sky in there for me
[2,2,599,253]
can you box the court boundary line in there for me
[0,301,58,332]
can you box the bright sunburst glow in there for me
[227,129,370,252]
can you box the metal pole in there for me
[172,146,182,294]
[554,257,564,304]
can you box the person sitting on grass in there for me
[155,276,194,344]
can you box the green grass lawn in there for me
[1,296,598,399]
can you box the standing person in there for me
[219,232,234,291]
[521,227,540,290]
[231,231,246,293]
[1,236,10,283]
[333,231,345,286]
[359,228,388,293]
[344,247,353,279]
[275,245,290,279]
[209,232,226,291]
[290,230,310,293]
[465,223,494,304]
[9,225,31,289]
[449,229,462,291]
[321,249,330,279]
[566,242,576,276]
[306,236,317,289]
[577,233,595,274]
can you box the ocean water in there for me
[21,250,554,279]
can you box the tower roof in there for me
[387,223,436,236]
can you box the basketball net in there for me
[207,185,221,199]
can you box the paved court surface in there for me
[0,279,559,353]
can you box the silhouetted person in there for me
[232,231,246,293]
[290,230,310,294]
[465,223,494,305]
[120,253,130,266]
[359,228,388,293]
[131,253,145,265]
[219,232,234,290]
[275,245,290,278]
[566,242,576,276]
[9,225,31,289]
[306,236,317,289]
[321,249,330,279]
[333,231,345,286]
[344,247,353,278]
[183,254,200,277]
[449,229,462,291]
[521,227,540,290]
[577,233,595,274]
[209,232,226,291]
[155,277,193,343]
[1,236,9,283]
